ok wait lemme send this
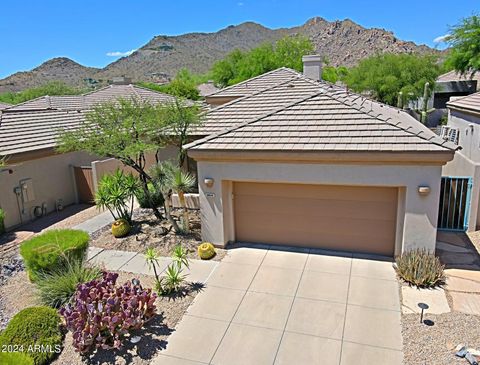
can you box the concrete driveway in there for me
[154,245,403,365]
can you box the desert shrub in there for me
[35,259,102,308]
[111,218,131,238]
[60,272,157,353]
[135,182,164,208]
[198,242,216,260]
[0,208,5,235]
[0,307,62,365]
[395,249,445,288]
[20,229,89,281]
[0,350,34,365]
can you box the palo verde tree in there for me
[445,14,480,77]
[57,98,172,220]
[344,53,441,106]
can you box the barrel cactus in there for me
[198,242,216,260]
[111,219,131,238]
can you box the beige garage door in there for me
[234,182,398,256]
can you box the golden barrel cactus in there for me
[198,242,216,260]
[111,219,131,238]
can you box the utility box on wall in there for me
[20,178,35,202]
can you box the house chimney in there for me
[302,55,322,81]
[111,76,132,85]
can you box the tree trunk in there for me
[164,193,181,233]
[178,191,190,233]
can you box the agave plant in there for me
[394,249,445,288]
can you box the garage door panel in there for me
[234,196,397,222]
[235,182,397,203]
[233,182,397,256]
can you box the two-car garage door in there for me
[233,182,398,256]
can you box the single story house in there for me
[0,82,180,230]
[441,92,480,231]
[187,56,457,257]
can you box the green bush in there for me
[395,249,446,288]
[135,182,164,209]
[20,229,89,281]
[0,208,5,235]
[35,259,101,308]
[0,351,34,365]
[0,307,62,365]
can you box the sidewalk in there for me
[87,247,219,284]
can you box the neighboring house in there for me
[188,55,457,257]
[0,82,180,230]
[441,92,480,232]
[434,70,479,110]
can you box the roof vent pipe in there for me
[302,55,322,81]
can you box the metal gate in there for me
[438,176,472,231]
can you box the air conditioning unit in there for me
[440,126,459,145]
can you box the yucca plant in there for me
[144,247,161,282]
[394,249,445,288]
[160,264,186,294]
[95,169,141,223]
[172,245,190,269]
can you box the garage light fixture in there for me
[204,177,214,187]
[418,186,431,195]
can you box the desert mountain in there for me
[0,17,437,93]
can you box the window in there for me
[440,126,459,145]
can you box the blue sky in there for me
[0,0,478,79]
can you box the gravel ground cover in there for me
[0,270,199,365]
[91,208,226,261]
[402,312,480,365]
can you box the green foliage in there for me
[322,65,349,83]
[95,169,140,222]
[198,242,216,260]
[0,81,84,105]
[0,307,62,365]
[35,258,101,308]
[135,182,164,208]
[395,249,445,288]
[0,208,5,235]
[445,14,480,76]
[0,351,34,365]
[344,53,441,106]
[20,229,89,281]
[172,245,190,269]
[211,35,314,87]
[165,165,196,233]
[111,218,131,238]
[138,69,202,100]
[160,264,186,294]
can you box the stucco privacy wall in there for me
[0,151,98,229]
[197,161,443,255]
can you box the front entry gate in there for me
[438,176,472,231]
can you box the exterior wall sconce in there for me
[204,177,214,188]
[418,186,431,195]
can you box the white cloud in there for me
[106,49,136,57]
[433,34,450,43]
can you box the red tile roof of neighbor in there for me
[447,92,480,114]
[187,70,457,153]
[0,84,178,156]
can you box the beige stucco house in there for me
[188,56,457,257]
[0,83,178,230]
[442,92,480,231]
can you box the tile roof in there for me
[206,68,301,98]
[437,70,480,83]
[447,92,480,114]
[0,102,11,110]
[0,85,178,156]
[5,84,176,111]
[0,109,86,155]
[187,75,457,153]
